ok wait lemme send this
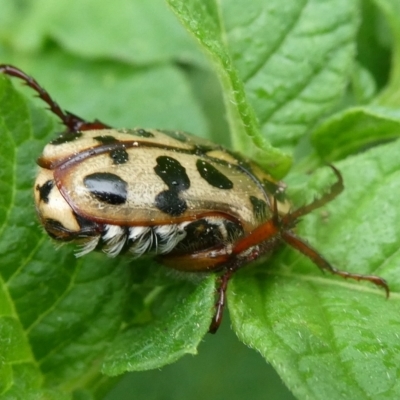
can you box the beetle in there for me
[0,64,389,333]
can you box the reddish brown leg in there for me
[233,166,343,256]
[218,166,388,333]
[232,219,279,256]
[0,64,110,132]
[209,268,234,334]
[282,165,343,226]
[282,230,389,297]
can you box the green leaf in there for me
[350,63,377,104]
[167,0,292,178]
[311,105,400,161]
[102,275,215,376]
[0,51,209,136]
[0,75,75,399]
[229,140,400,399]
[356,0,392,91]
[373,0,400,106]
[168,0,359,169]
[0,0,204,65]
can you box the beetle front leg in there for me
[0,64,110,132]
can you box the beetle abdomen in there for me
[74,216,244,263]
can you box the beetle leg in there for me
[209,268,235,334]
[232,219,280,256]
[282,165,344,227]
[209,245,265,333]
[0,64,110,132]
[234,166,343,250]
[64,111,111,131]
[282,230,390,296]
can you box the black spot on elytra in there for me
[193,144,216,155]
[50,131,82,145]
[121,128,154,138]
[84,172,128,205]
[93,135,118,144]
[154,156,190,191]
[155,191,187,216]
[93,135,129,164]
[36,180,55,203]
[249,196,268,222]
[154,156,190,216]
[196,159,233,189]
[135,129,154,138]
[110,148,129,164]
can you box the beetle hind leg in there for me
[282,230,390,297]
[0,64,110,132]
